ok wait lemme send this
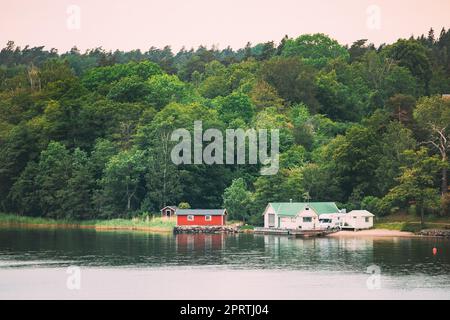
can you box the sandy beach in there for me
[328,229,416,237]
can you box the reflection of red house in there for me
[176,233,224,251]
[176,209,227,226]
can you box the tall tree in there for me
[383,39,432,95]
[414,95,450,195]
[385,94,416,126]
[97,149,145,216]
[281,33,349,68]
[223,178,253,222]
[35,141,72,219]
[59,148,95,219]
[384,148,443,225]
[259,57,319,111]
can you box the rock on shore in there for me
[418,229,450,237]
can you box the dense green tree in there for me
[90,139,118,179]
[97,149,145,217]
[82,60,162,92]
[289,104,314,149]
[326,124,381,201]
[282,33,349,68]
[9,161,40,216]
[143,143,183,211]
[107,75,150,103]
[78,99,146,148]
[374,122,417,194]
[223,178,253,222]
[280,145,307,169]
[414,95,450,195]
[383,39,432,94]
[315,69,362,121]
[384,148,443,224]
[385,94,416,126]
[59,148,95,219]
[35,142,72,219]
[0,125,41,211]
[253,106,294,152]
[350,51,417,110]
[215,91,255,125]
[259,57,319,111]
[0,29,449,222]
[146,74,187,109]
[177,47,215,81]
[348,39,376,62]
[249,80,284,112]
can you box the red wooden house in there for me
[175,209,227,226]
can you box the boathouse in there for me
[176,209,227,226]
[263,202,341,230]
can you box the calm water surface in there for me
[0,226,449,299]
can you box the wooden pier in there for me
[254,227,289,235]
[254,227,336,237]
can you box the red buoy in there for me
[433,247,437,255]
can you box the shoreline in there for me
[0,214,448,238]
[0,221,174,233]
[0,213,176,233]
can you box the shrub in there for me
[178,202,191,209]
[361,196,382,215]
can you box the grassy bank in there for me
[375,213,450,232]
[0,213,176,232]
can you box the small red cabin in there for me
[176,209,227,226]
[160,206,177,218]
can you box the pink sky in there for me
[1,0,449,52]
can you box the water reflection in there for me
[176,234,225,252]
[0,227,449,277]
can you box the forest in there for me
[0,29,449,225]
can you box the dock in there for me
[254,227,289,235]
[254,227,336,237]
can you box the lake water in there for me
[0,226,449,299]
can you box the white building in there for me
[342,210,375,230]
[263,202,342,230]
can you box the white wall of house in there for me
[295,209,319,230]
[343,214,374,229]
[264,205,278,228]
[263,206,319,230]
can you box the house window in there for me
[268,214,275,227]
[303,217,312,223]
[365,217,370,223]
[166,210,171,217]
[205,215,212,221]
[187,215,194,221]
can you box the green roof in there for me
[269,202,340,217]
